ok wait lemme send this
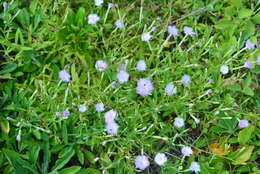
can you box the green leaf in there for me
[85,150,95,164]
[238,126,255,145]
[29,145,41,164]
[227,84,241,91]
[76,7,85,27]
[65,9,75,25]
[62,121,68,144]
[229,146,254,165]
[0,120,10,134]
[76,168,101,174]
[252,13,260,24]
[0,63,18,74]
[51,147,75,172]
[238,8,253,18]
[242,87,254,96]
[15,9,30,27]
[76,150,84,165]
[59,166,81,174]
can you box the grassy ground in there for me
[0,0,260,173]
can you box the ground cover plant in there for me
[0,0,260,173]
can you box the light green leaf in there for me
[59,166,81,174]
[238,126,255,145]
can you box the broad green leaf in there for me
[227,84,241,91]
[1,120,10,134]
[238,8,253,18]
[252,13,260,24]
[238,126,255,145]
[76,150,84,165]
[51,147,75,172]
[0,63,18,74]
[242,87,254,96]
[29,145,41,164]
[60,166,81,174]
[230,146,254,165]
[76,7,85,27]
[85,150,95,164]
[65,9,75,25]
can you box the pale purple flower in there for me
[95,103,105,112]
[63,110,70,117]
[189,162,201,173]
[220,65,229,75]
[141,32,151,42]
[104,109,117,123]
[181,146,193,156]
[136,60,147,71]
[206,89,213,95]
[78,104,87,112]
[65,88,69,96]
[173,117,184,128]
[154,153,167,166]
[106,121,119,135]
[95,60,108,72]
[136,78,154,96]
[59,70,71,82]
[135,155,150,170]
[257,56,260,65]
[94,0,103,6]
[3,2,8,8]
[115,19,125,29]
[110,81,116,88]
[151,26,157,31]
[168,25,178,36]
[56,112,61,116]
[238,120,249,128]
[194,118,200,124]
[16,135,21,142]
[165,82,177,96]
[88,14,100,24]
[244,61,253,69]
[116,70,129,84]
[184,26,195,36]
[245,40,255,49]
[108,3,114,9]
[208,79,214,84]
[181,74,191,86]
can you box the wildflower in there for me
[245,40,255,49]
[206,89,213,95]
[151,26,157,31]
[95,103,105,112]
[16,135,21,142]
[63,110,70,117]
[173,117,184,128]
[104,109,117,123]
[56,112,61,116]
[3,2,8,8]
[78,104,87,112]
[194,118,200,124]
[181,75,191,86]
[154,153,167,166]
[168,25,178,36]
[208,79,214,84]
[136,60,147,71]
[95,60,108,72]
[88,14,100,24]
[189,162,201,173]
[238,120,249,128]
[116,70,129,84]
[184,26,195,36]
[94,0,103,6]
[59,70,71,82]
[165,82,177,96]
[108,3,114,8]
[136,78,154,96]
[181,146,193,157]
[105,121,119,135]
[110,81,116,88]
[244,60,253,69]
[141,32,152,42]
[115,19,125,29]
[257,56,260,65]
[220,65,229,75]
[135,155,150,170]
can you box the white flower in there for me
[136,60,147,71]
[181,146,193,157]
[115,19,125,29]
[106,121,119,135]
[168,25,178,36]
[220,65,229,75]
[94,0,103,6]
[78,104,87,112]
[154,153,167,166]
[59,70,71,82]
[95,103,105,112]
[184,26,195,36]
[108,3,114,9]
[194,118,200,124]
[189,162,201,173]
[116,70,129,84]
[88,14,100,24]
[165,82,177,96]
[173,117,184,128]
[16,135,21,142]
[95,60,108,72]
[141,32,151,42]
[104,109,117,123]
[135,155,150,170]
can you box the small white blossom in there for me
[95,103,105,112]
[189,162,201,173]
[184,26,195,36]
[173,117,184,128]
[136,60,147,71]
[168,25,178,36]
[106,121,119,135]
[154,153,167,166]
[95,60,108,72]
[181,146,193,157]
[220,65,229,75]
[141,32,151,42]
[78,104,87,112]
[59,70,71,82]
[88,14,100,24]
[115,19,125,29]
[116,70,129,84]
[104,109,117,123]
[135,155,150,170]
[94,0,103,6]
[165,82,177,96]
